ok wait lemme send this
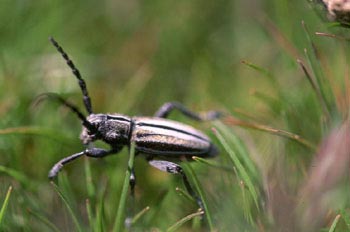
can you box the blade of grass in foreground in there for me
[340,209,350,230]
[95,197,106,232]
[131,206,150,225]
[182,164,214,231]
[166,211,204,232]
[0,186,12,227]
[175,187,196,204]
[0,166,31,187]
[112,142,135,232]
[328,214,341,232]
[27,209,60,232]
[192,156,234,172]
[213,127,259,209]
[84,157,95,199]
[51,182,82,232]
[85,199,94,231]
[214,121,258,179]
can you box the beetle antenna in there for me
[49,37,93,115]
[35,93,96,133]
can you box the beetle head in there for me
[80,114,131,146]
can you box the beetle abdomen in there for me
[132,117,217,157]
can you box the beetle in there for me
[45,37,220,212]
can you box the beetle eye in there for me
[85,122,97,135]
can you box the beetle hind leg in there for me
[148,160,204,211]
[154,102,221,121]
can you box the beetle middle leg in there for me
[148,160,204,211]
[155,102,221,121]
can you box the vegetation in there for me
[0,0,349,231]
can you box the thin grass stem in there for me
[51,182,83,232]
[166,211,204,232]
[0,186,12,227]
[112,143,135,232]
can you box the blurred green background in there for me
[1,0,349,231]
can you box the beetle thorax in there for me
[80,113,131,146]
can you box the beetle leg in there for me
[85,147,118,158]
[125,167,136,229]
[130,167,136,197]
[48,147,118,179]
[148,160,204,211]
[155,102,221,121]
[48,151,85,179]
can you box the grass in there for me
[0,0,350,231]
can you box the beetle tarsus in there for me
[155,102,223,123]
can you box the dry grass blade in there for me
[315,32,348,40]
[297,59,330,120]
[223,116,316,150]
[260,15,301,59]
[328,214,341,232]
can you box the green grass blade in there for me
[85,199,94,231]
[0,186,12,227]
[213,127,259,209]
[84,157,95,199]
[27,209,61,232]
[0,126,49,135]
[297,59,330,118]
[95,198,105,232]
[131,206,150,225]
[192,156,234,172]
[112,142,135,232]
[340,209,350,230]
[175,187,196,204]
[0,166,31,187]
[301,21,337,117]
[241,60,273,79]
[0,126,73,142]
[214,121,259,178]
[328,214,341,232]
[51,182,83,232]
[166,211,204,232]
[182,164,214,231]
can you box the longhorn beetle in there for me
[46,37,220,213]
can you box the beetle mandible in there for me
[45,37,221,212]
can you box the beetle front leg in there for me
[148,160,204,211]
[48,147,117,179]
[155,102,221,121]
